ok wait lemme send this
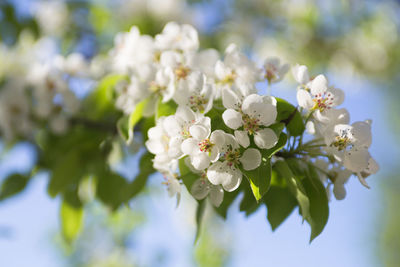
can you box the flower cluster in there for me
[107,22,379,205]
[293,66,379,199]
[0,36,91,140]
[0,21,380,240]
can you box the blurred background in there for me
[0,0,400,266]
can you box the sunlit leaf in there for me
[242,157,271,202]
[60,200,84,244]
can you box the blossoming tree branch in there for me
[0,22,379,242]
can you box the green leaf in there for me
[60,200,84,244]
[242,158,271,202]
[273,160,310,220]
[96,170,130,210]
[276,98,305,136]
[85,74,127,119]
[128,152,156,198]
[0,174,29,201]
[269,122,285,136]
[239,180,262,216]
[156,99,177,119]
[116,98,149,144]
[264,171,298,230]
[117,115,130,142]
[302,163,329,242]
[263,133,287,158]
[214,189,240,219]
[179,157,200,190]
[194,200,206,244]
[48,150,85,197]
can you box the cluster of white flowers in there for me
[107,22,379,204]
[0,21,379,207]
[0,36,90,140]
[293,65,379,199]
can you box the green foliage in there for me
[242,157,271,202]
[273,159,329,241]
[85,74,127,120]
[264,172,298,231]
[239,180,262,216]
[195,200,206,244]
[0,173,29,201]
[179,157,200,190]
[156,99,178,118]
[263,133,288,158]
[276,98,305,137]
[0,2,39,44]
[60,200,84,244]
[214,189,240,219]
[117,97,149,144]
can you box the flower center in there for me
[198,138,214,153]
[311,92,334,112]
[330,130,351,151]
[189,95,207,113]
[242,113,260,135]
[264,64,278,82]
[180,122,195,139]
[162,134,170,151]
[149,81,166,95]
[175,64,190,80]
[220,71,237,85]
[223,147,240,166]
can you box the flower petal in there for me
[191,179,210,200]
[240,148,261,170]
[222,88,241,109]
[209,185,224,207]
[234,130,250,148]
[343,147,370,172]
[207,162,228,185]
[191,152,211,170]
[181,138,198,155]
[222,109,243,129]
[296,90,314,110]
[292,64,309,84]
[222,166,242,192]
[254,128,278,149]
[310,74,328,96]
[189,124,210,140]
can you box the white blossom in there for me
[155,22,199,52]
[263,57,289,84]
[213,44,261,98]
[222,90,278,149]
[173,71,215,113]
[206,133,261,192]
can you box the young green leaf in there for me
[60,200,84,244]
[273,160,310,221]
[239,180,262,216]
[242,157,272,202]
[276,98,305,136]
[156,99,177,118]
[194,199,206,244]
[85,74,127,119]
[117,97,149,144]
[264,172,298,231]
[302,163,330,242]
